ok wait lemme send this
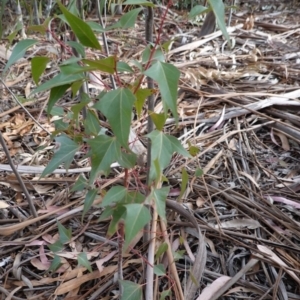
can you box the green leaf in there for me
[88,135,121,181]
[166,135,191,157]
[86,21,105,32]
[77,252,92,272]
[57,222,72,244]
[155,242,168,260]
[178,167,188,201]
[71,80,84,97]
[144,62,180,121]
[152,186,169,222]
[142,46,165,63]
[123,0,154,6]
[124,191,145,204]
[71,93,90,121]
[101,186,127,207]
[48,240,64,252]
[32,72,85,95]
[60,57,82,66]
[188,5,208,19]
[27,17,51,34]
[42,135,81,177]
[123,204,150,251]
[208,0,231,47]
[50,106,64,117]
[117,151,137,169]
[188,144,200,157]
[84,110,101,135]
[47,85,70,114]
[54,119,69,131]
[57,2,101,50]
[48,255,62,273]
[154,264,166,276]
[71,175,88,192]
[3,39,37,73]
[94,89,136,148]
[107,205,126,236]
[147,130,190,180]
[195,168,203,177]
[66,41,86,57]
[117,62,133,73]
[135,88,153,117]
[60,63,96,75]
[149,112,167,131]
[119,280,142,300]
[160,289,171,300]
[31,56,50,84]
[83,189,98,220]
[83,57,116,74]
[109,8,143,29]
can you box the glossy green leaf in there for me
[119,280,142,300]
[109,8,143,29]
[101,186,127,207]
[48,255,62,273]
[83,189,98,220]
[147,130,190,180]
[117,151,137,169]
[60,57,82,66]
[144,62,180,121]
[84,110,101,135]
[154,264,166,276]
[54,119,69,131]
[123,191,145,204]
[208,0,231,47]
[88,135,121,181]
[66,41,86,57]
[32,72,85,95]
[57,222,72,244]
[60,63,96,75]
[83,57,116,74]
[71,175,88,192]
[71,96,90,124]
[47,85,70,114]
[94,89,135,148]
[188,145,200,157]
[117,62,133,73]
[3,39,37,73]
[195,168,203,177]
[155,242,168,260]
[166,134,191,157]
[149,112,167,131]
[50,106,64,117]
[123,0,154,6]
[107,205,126,236]
[160,289,171,300]
[188,5,208,19]
[135,88,153,117]
[42,135,81,177]
[77,252,92,272]
[142,46,165,63]
[48,241,64,252]
[152,186,169,222]
[31,56,50,84]
[178,167,188,201]
[71,81,83,98]
[86,21,105,32]
[57,2,101,50]
[123,204,150,251]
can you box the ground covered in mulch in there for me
[1,0,300,299]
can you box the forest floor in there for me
[1,1,300,299]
